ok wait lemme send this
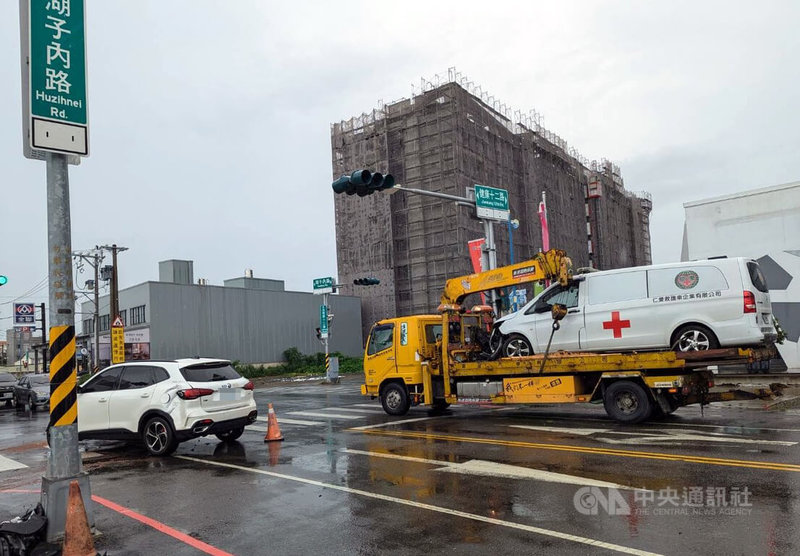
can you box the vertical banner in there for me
[538,199,550,252]
[467,239,487,305]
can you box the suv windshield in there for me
[0,373,16,383]
[30,375,50,385]
[747,262,769,293]
[180,363,240,382]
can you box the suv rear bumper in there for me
[176,410,258,441]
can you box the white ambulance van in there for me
[494,257,776,357]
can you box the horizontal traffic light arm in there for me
[353,277,380,286]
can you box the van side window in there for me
[367,324,394,355]
[587,272,647,305]
[525,283,579,314]
[648,266,729,298]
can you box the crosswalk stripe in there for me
[0,455,28,472]
[323,408,384,414]
[254,416,327,426]
[287,411,362,420]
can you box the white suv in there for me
[77,358,258,456]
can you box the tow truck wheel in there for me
[502,334,533,357]
[603,380,653,424]
[381,383,410,416]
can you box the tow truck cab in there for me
[360,315,442,413]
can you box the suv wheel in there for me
[215,427,244,442]
[673,325,719,352]
[143,416,178,456]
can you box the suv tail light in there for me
[244,381,254,391]
[176,388,214,400]
[743,291,757,313]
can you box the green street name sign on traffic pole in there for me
[313,276,334,295]
[26,0,89,157]
[474,184,509,221]
[319,304,329,338]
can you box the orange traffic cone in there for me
[264,403,284,442]
[62,480,95,556]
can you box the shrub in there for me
[233,349,363,379]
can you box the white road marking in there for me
[350,404,383,408]
[328,408,386,414]
[350,416,443,431]
[0,455,28,472]
[341,449,636,489]
[177,455,661,556]
[287,411,362,420]
[511,425,797,446]
[526,415,800,434]
[255,416,326,426]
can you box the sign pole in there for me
[43,152,92,541]
[323,292,330,381]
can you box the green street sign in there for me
[474,184,509,221]
[313,276,334,294]
[26,0,89,156]
[319,304,329,336]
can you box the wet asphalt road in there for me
[1,379,799,555]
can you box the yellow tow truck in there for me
[360,250,773,423]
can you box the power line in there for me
[0,276,48,306]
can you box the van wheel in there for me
[503,334,533,357]
[673,325,718,352]
[381,383,410,416]
[603,381,653,423]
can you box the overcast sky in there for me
[2,0,799,328]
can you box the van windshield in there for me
[747,262,769,293]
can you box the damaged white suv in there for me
[77,358,258,455]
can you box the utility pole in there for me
[99,244,128,322]
[39,302,46,374]
[73,249,103,372]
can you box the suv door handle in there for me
[98,398,108,403]
[568,309,580,314]
[140,393,151,398]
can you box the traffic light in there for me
[353,277,380,286]
[332,169,395,196]
[0,275,6,286]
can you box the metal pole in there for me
[110,244,119,320]
[323,292,330,380]
[42,152,91,542]
[93,253,100,372]
[40,302,46,374]
[483,220,498,309]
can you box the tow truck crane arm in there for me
[440,249,573,306]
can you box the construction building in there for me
[331,69,652,335]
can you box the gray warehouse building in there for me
[331,70,652,334]
[79,260,362,366]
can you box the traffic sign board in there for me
[14,303,36,325]
[319,304,329,338]
[474,184,510,221]
[112,316,124,328]
[313,276,335,295]
[24,0,89,157]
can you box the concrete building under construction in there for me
[331,70,652,334]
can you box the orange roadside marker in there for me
[264,403,284,442]
[62,480,95,556]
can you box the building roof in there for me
[683,180,800,208]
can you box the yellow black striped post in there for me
[325,353,330,375]
[49,325,77,428]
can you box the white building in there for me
[682,181,800,371]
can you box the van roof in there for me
[575,257,750,279]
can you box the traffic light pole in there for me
[391,184,499,306]
[43,152,92,542]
